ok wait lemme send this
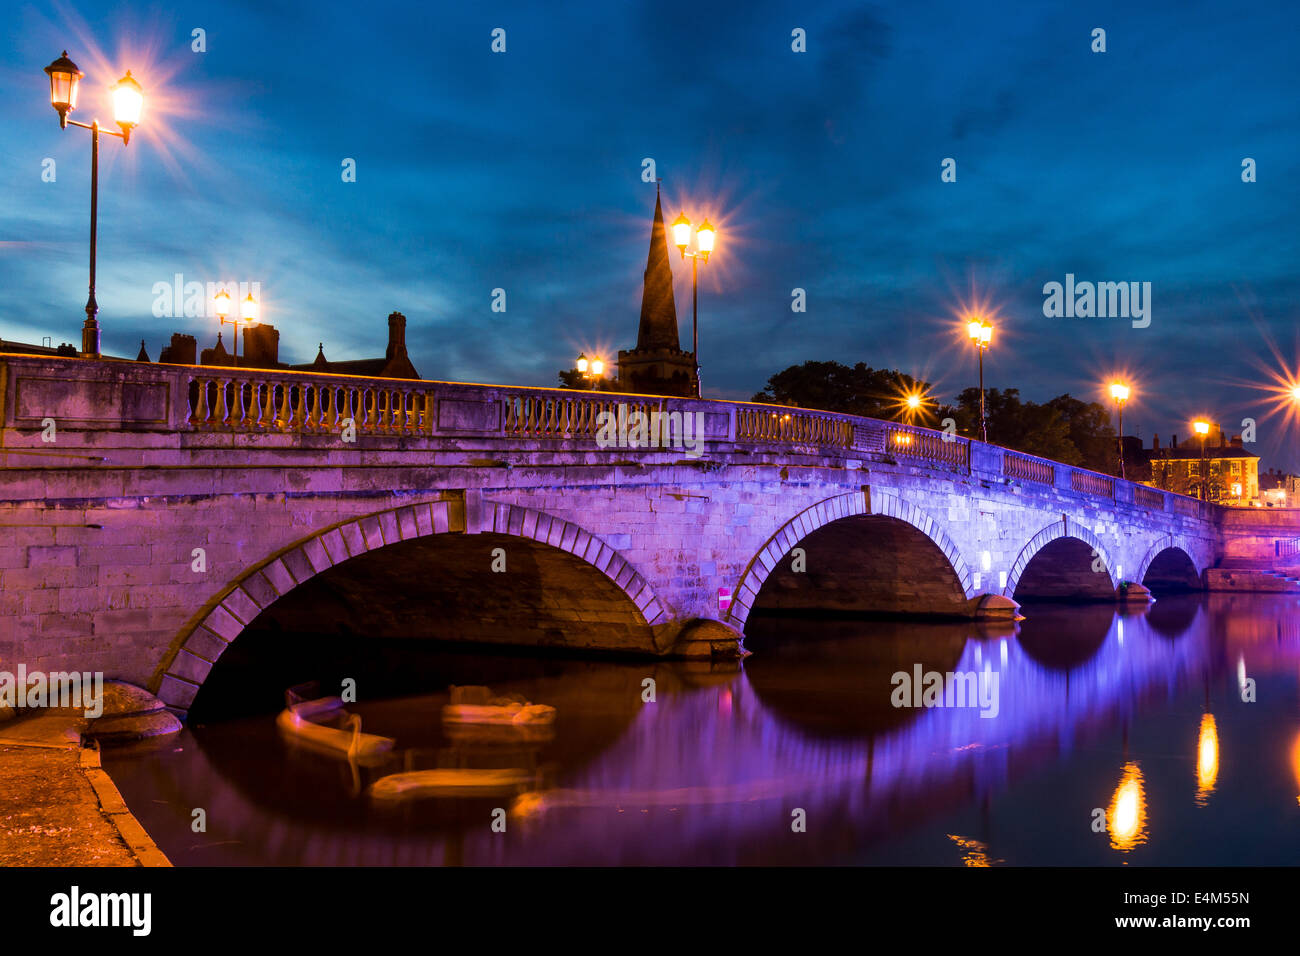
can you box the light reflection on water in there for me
[105,593,1300,865]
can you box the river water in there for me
[105,593,1300,865]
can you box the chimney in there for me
[1171,433,1178,449]
[386,311,408,362]
[242,322,280,368]
[159,333,197,366]
[1152,433,1160,450]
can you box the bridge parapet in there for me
[0,353,1210,521]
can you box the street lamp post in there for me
[1110,382,1131,479]
[670,213,716,399]
[44,52,144,358]
[575,353,605,387]
[213,290,260,365]
[966,318,993,442]
[1193,419,1211,501]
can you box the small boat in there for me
[368,768,533,801]
[441,685,557,727]
[442,702,557,726]
[276,696,395,761]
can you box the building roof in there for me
[1151,447,1260,461]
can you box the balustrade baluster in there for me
[212,378,230,427]
[192,377,210,427]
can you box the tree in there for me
[557,368,611,390]
[1045,394,1117,474]
[751,361,938,424]
[950,387,1080,463]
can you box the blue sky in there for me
[3,0,1299,466]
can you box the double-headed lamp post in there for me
[1109,382,1131,479]
[213,290,260,366]
[966,318,993,442]
[670,213,716,398]
[1193,419,1211,500]
[44,52,144,358]
[576,353,605,386]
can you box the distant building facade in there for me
[1145,427,1259,505]
[1259,467,1300,507]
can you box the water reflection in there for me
[1108,762,1149,851]
[104,595,1300,866]
[1195,713,1219,807]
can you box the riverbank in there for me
[0,714,170,867]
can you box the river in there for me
[104,593,1300,865]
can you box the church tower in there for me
[615,187,698,397]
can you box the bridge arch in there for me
[1004,519,1116,601]
[727,490,975,629]
[1134,534,1203,592]
[156,499,666,715]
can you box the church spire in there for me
[636,190,680,351]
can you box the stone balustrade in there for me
[1003,451,1055,485]
[0,352,1207,519]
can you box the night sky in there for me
[3,1,1298,467]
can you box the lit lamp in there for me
[966,318,993,442]
[1109,382,1131,479]
[671,211,718,399]
[900,389,929,425]
[1193,419,1211,501]
[575,353,605,386]
[43,51,144,357]
[213,289,258,366]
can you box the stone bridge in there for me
[0,355,1222,717]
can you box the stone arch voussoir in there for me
[156,499,663,714]
[1004,518,1116,598]
[1134,533,1202,584]
[727,490,974,630]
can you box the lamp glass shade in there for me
[240,294,259,324]
[576,354,588,373]
[966,319,983,340]
[1110,383,1130,402]
[696,220,715,254]
[979,325,993,346]
[1193,420,1210,436]
[213,290,232,317]
[590,358,604,377]
[111,71,144,128]
[45,52,83,114]
[671,214,691,251]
